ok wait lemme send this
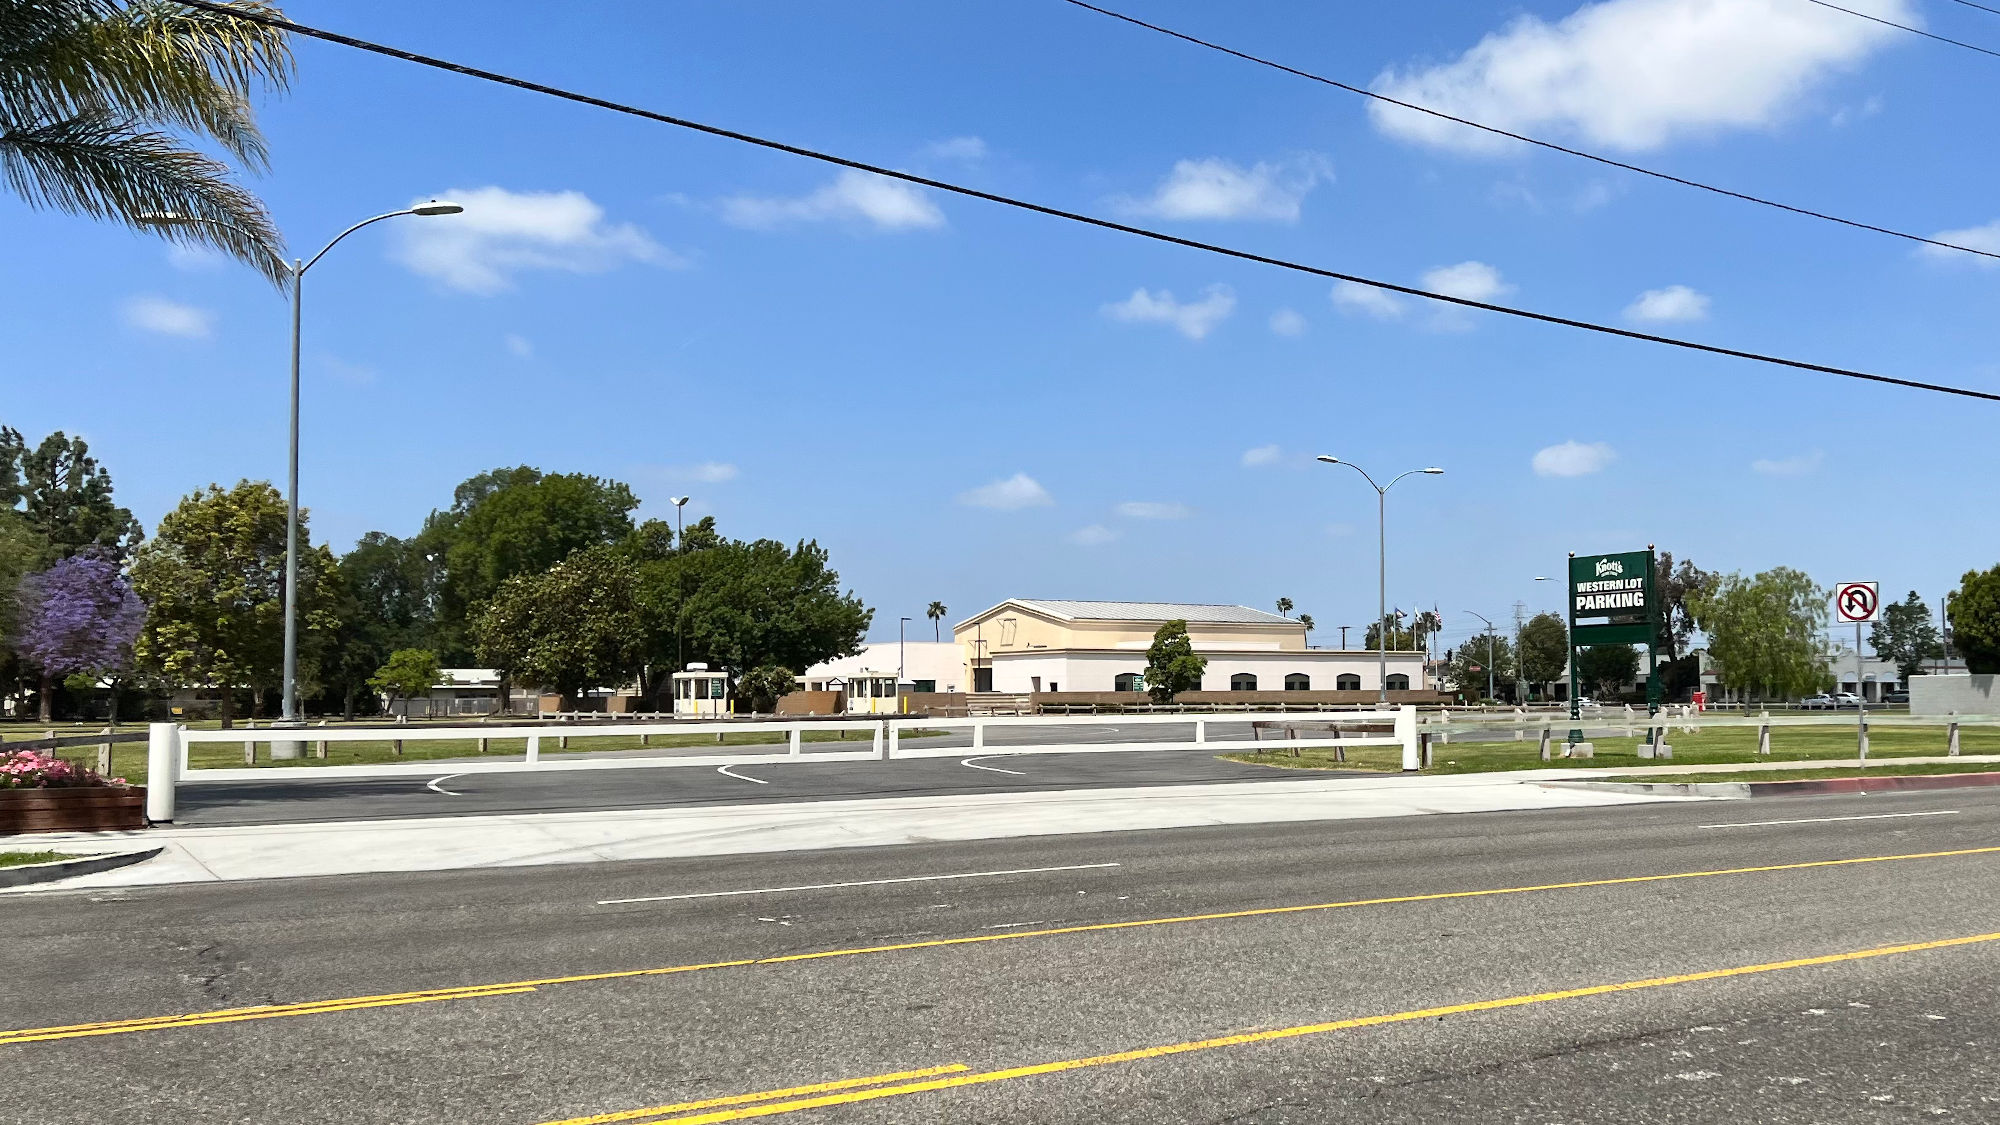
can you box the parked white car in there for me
[1832,692,1863,708]
[1798,694,1836,709]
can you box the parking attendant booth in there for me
[671,663,732,716]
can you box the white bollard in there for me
[887,722,901,759]
[1195,719,1207,745]
[873,721,887,760]
[972,720,985,750]
[1397,705,1419,772]
[525,735,540,764]
[1539,728,1552,762]
[789,726,802,756]
[146,722,179,822]
[1758,723,1771,755]
[1949,722,1961,756]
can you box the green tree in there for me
[734,664,796,714]
[1274,596,1293,618]
[0,509,46,705]
[1297,612,1315,641]
[1143,619,1206,703]
[367,648,439,715]
[1689,567,1831,700]
[1654,551,1719,664]
[1950,565,2000,675]
[128,480,337,725]
[2,0,293,281]
[474,546,648,711]
[926,600,947,641]
[1444,633,1516,699]
[1576,644,1640,698]
[1871,591,1943,682]
[1517,612,1569,693]
[431,467,638,661]
[1363,613,1416,651]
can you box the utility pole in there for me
[1465,610,1498,702]
[1512,600,1527,703]
[1339,625,1350,650]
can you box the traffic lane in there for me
[11,796,2000,1124]
[171,749,1340,826]
[9,787,1993,1027]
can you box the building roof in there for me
[999,600,1298,625]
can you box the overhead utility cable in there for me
[174,0,2000,404]
[1803,0,2000,59]
[1946,0,2000,17]
[1058,0,1999,264]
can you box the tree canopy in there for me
[1,426,141,564]
[1689,567,1830,700]
[368,648,440,713]
[1143,619,1205,702]
[1950,565,2000,676]
[1871,591,1943,682]
[1444,633,1515,698]
[1654,551,1719,664]
[1517,612,1569,688]
[474,545,648,709]
[14,553,145,719]
[1576,644,1640,697]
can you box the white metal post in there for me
[888,722,900,759]
[1194,719,1207,745]
[789,726,802,756]
[525,735,540,764]
[1949,722,1961,756]
[1855,621,1867,761]
[146,722,179,822]
[972,720,985,750]
[1539,727,1551,762]
[873,721,887,760]
[1758,723,1771,755]
[1396,705,1419,771]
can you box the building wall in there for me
[1910,674,1999,717]
[987,649,1426,693]
[802,642,963,694]
[951,602,1318,689]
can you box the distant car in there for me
[1798,694,1835,709]
[1832,692,1862,708]
[1884,690,1910,704]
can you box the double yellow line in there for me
[544,928,2000,1124]
[7,843,1999,1048]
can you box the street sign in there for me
[1835,581,1880,624]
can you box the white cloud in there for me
[1752,450,1823,476]
[1624,284,1710,322]
[1422,261,1513,302]
[122,296,212,338]
[1533,440,1617,478]
[319,355,376,387]
[958,472,1053,510]
[165,243,224,271]
[668,461,739,484]
[1069,524,1118,546]
[396,186,676,294]
[1369,0,1913,154]
[1115,501,1191,520]
[1330,281,1405,320]
[924,136,988,162]
[1241,444,1283,468]
[1919,220,2000,267]
[1102,285,1235,340]
[504,333,534,359]
[1268,307,1307,337]
[1114,156,1331,222]
[721,170,945,231]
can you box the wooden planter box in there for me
[0,787,148,835]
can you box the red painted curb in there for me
[1745,772,2000,796]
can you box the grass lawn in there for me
[1223,723,2000,776]
[1591,762,2000,784]
[0,850,76,868]
[1,720,945,787]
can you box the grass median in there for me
[2,720,945,788]
[0,850,75,868]
[1223,724,2000,776]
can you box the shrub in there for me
[0,750,127,789]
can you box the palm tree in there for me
[1297,613,1315,643]
[3,0,293,282]
[1275,596,1293,618]
[926,600,947,641]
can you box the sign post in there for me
[1567,547,1661,750]
[1835,581,1880,761]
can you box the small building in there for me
[384,668,532,718]
[952,600,1428,695]
[671,664,732,716]
[800,641,963,713]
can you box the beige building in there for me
[952,600,1427,695]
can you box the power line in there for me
[1804,0,2000,59]
[1947,0,2000,17]
[174,0,2000,404]
[1058,0,2000,264]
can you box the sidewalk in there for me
[5,771,1695,890]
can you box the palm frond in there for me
[1,109,286,282]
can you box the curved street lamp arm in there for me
[1464,609,1494,628]
[1330,459,1382,493]
[300,209,419,274]
[1384,467,1434,492]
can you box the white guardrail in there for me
[142,708,1420,822]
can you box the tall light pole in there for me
[140,202,462,750]
[1465,609,1498,702]
[1317,457,1443,704]
[672,496,690,676]
[899,617,911,684]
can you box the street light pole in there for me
[1465,609,1497,702]
[140,202,462,749]
[899,617,910,683]
[672,496,690,678]
[1317,457,1443,704]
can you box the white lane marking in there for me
[1698,810,1960,830]
[596,862,1122,906]
[716,764,768,785]
[426,774,464,796]
[962,756,1025,775]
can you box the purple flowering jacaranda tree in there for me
[16,554,147,721]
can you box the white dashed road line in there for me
[426,774,464,796]
[1698,810,1959,830]
[596,863,1122,906]
[962,756,1025,776]
[716,764,769,785]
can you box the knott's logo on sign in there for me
[1569,550,1654,621]
[1595,558,1624,579]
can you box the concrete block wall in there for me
[1909,674,1998,716]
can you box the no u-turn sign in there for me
[1835,581,1880,624]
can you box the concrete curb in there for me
[1546,771,2000,800]
[0,846,163,888]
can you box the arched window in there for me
[1385,673,1410,691]
[1336,673,1361,691]
[1284,673,1311,691]
[1114,672,1143,692]
[1230,673,1258,691]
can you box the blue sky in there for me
[5,0,1998,652]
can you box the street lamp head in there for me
[672,496,690,508]
[1534,576,1550,581]
[1315,455,1340,465]
[410,200,464,216]
[1421,467,1444,475]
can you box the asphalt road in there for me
[9,788,2000,1122]
[174,748,1363,826]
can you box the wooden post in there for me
[97,727,112,775]
[1949,722,1961,756]
[316,738,328,759]
[1757,723,1771,755]
[1539,727,1552,762]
